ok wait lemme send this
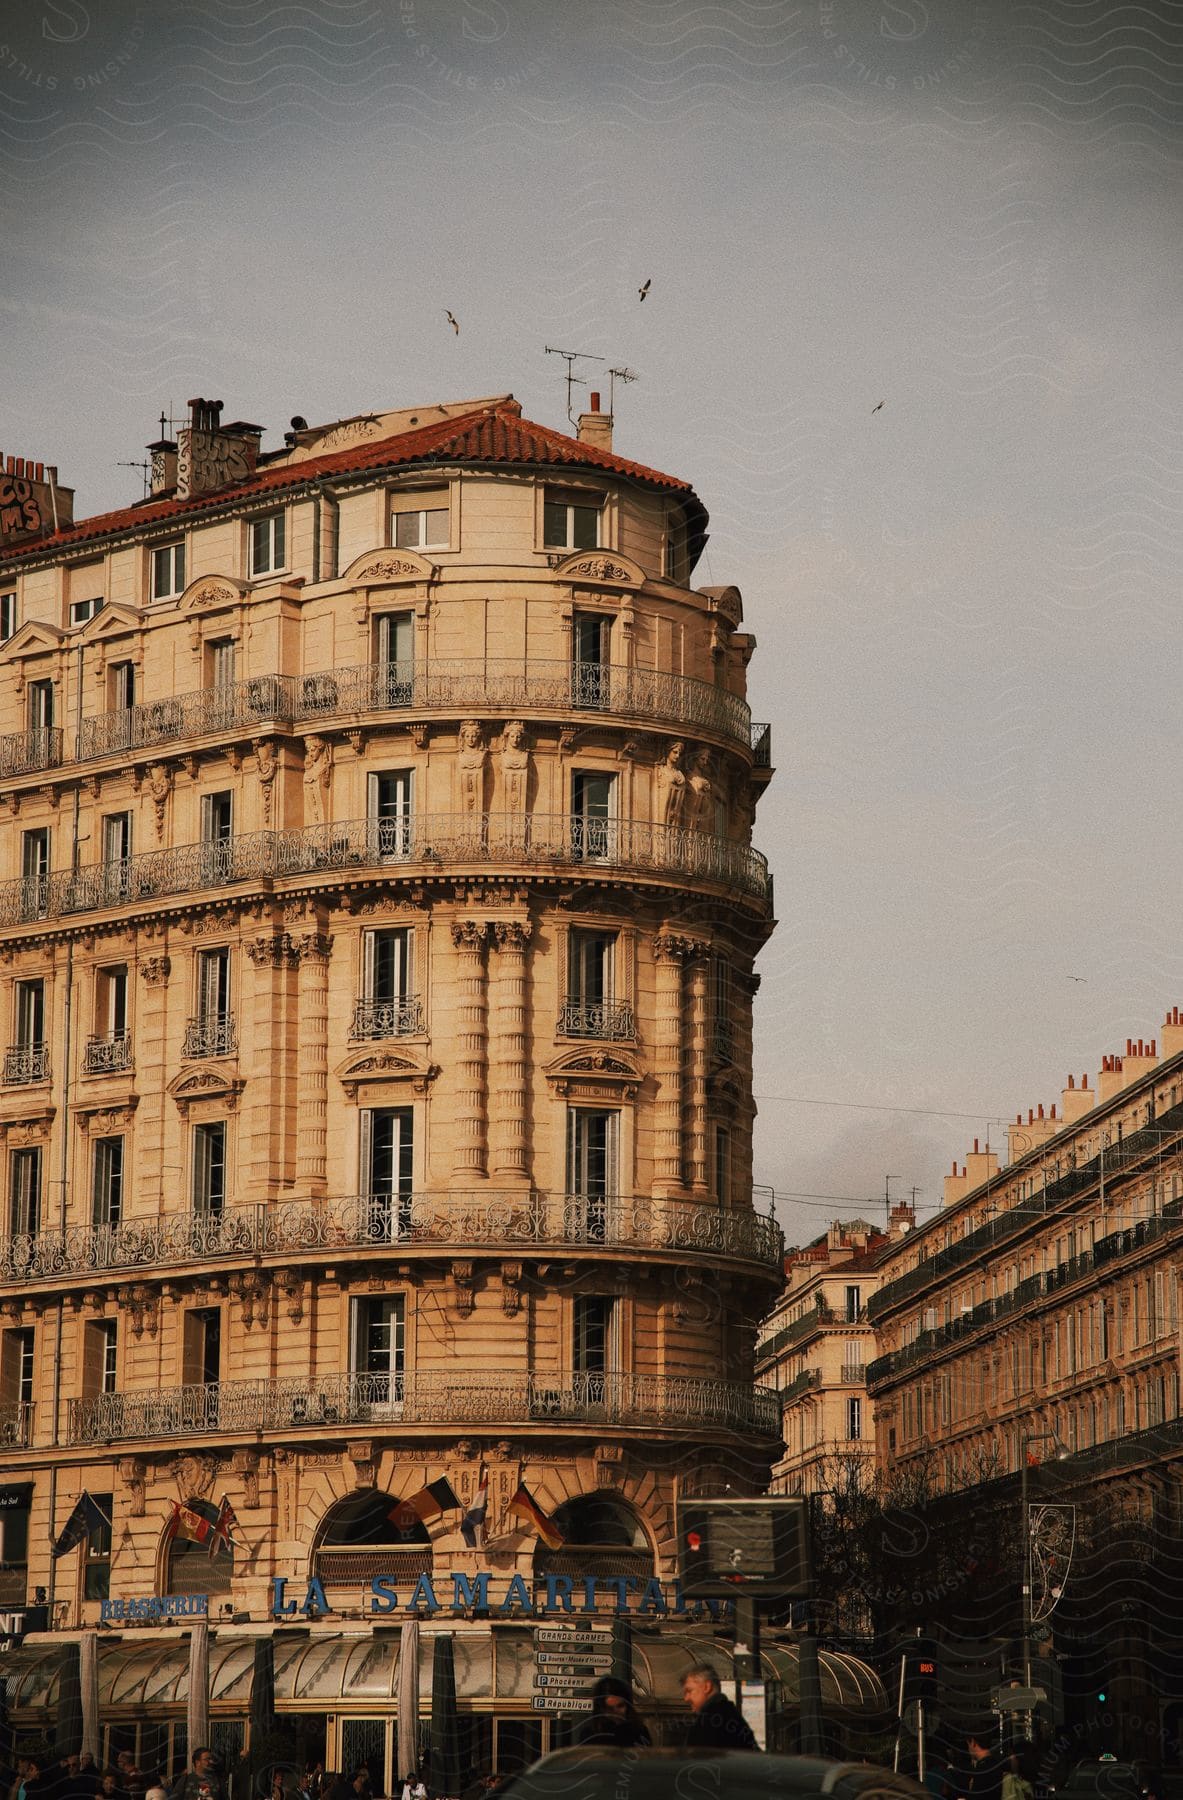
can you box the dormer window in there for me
[250,510,286,576]
[151,539,186,600]
[390,488,449,551]
[544,487,601,552]
[69,597,104,628]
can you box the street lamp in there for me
[1020,1428,1068,1690]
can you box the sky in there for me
[2,0,1182,1247]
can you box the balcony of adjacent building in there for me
[349,996,424,1041]
[0,1190,785,1290]
[66,1369,781,1446]
[0,814,771,931]
[82,1031,133,1076]
[0,1401,34,1448]
[3,1042,50,1086]
[20,661,773,779]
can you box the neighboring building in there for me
[867,1020,1183,1745]
[0,393,783,1775]
[758,1211,912,1495]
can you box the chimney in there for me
[943,1161,969,1208]
[1060,1071,1094,1125]
[889,1201,915,1238]
[965,1137,1000,1192]
[148,437,178,496]
[1122,1036,1158,1088]
[1162,1007,1183,1060]
[1097,1054,1126,1104]
[577,392,613,453]
[1008,1103,1057,1165]
[176,397,262,500]
[0,452,74,545]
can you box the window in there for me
[373,611,415,707]
[250,511,286,576]
[664,507,687,582]
[69,596,104,628]
[360,1107,414,1236]
[571,612,612,708]
[1,1328,34,1442]
[190,948,234,1056]
[567,1108,618,1244]
[83,1321,118,1398]
[0,593,14,643]
[83,1489,113,1601]
[544,488,601,552]
[151,540,186,600]
[571,771,616,862]
[110,660,136,713]
[9,1148,41,1237]
[92,1136,124,1227]
[0,1487,29,1585]
[193,1122,227,1215]
[96,965,129,1040]
[207,637,236,689]
[356,929,419,1038]
[20,828,50,921]
[200,792,234,882]
[183,1308,222,1386]
[574,1296,615,1379]
[844,1285,862,1324]
[390,489,448,551]
[101,812,133,902]
[350,1296,405,1407]
[564,930,629,1039]
[368,770,414,859]
[14,979,45,1051]
[27,679,54,733]
[711,959,733,1063]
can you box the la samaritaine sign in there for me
[273,1571,728,1620]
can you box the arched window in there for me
[165,1498,233,1598]
[533,1494,653,1583]
[314,1490,432,1606]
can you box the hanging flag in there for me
[164,1500,214,1548]
[508,1482,565,1550]
[460,1467,488,1549]
[52,1492,111,1559]
[390,1476,461,1531]
[209,1495,240,1559]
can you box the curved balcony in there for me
[0,815,769,929]
[0,1190,784,1286]
[67,1370,781,1446]
[68,659,756,767]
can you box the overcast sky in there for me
[3,0,1181,1246]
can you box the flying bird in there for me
[1067,975,1087,983]
[638,279,651,302]
[445,311,459,335]
[872,400,885,413]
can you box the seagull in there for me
[872,400,885,413]
[1067,975,1087,983]
[638,279,651,302]
[445,310,459,335]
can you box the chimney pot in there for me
[1051,1103,1057,1118]
[1068,1074,1075,1089]
[590,391,601,411]
[973,1138,979,1154]
[1038,1104,1044,1119]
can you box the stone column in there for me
[652,934,690,1198]
[136,950,172,1215]
[687,948,710,1196]
[294,933,332,1194]
[451,920,489,1184]
[491,920,532,1182]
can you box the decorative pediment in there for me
[544,1047,642,1101]
[176,574,250,614]
[337,1047,440,1100]
[552,549,646,589]
[343,547,437,588]
[78,602,144,645]
[167,1065,245,1118]
[73,1098,139,1134]
[697,584,744,629]
[0,618,67,663]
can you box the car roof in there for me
[499,1749,931,1798]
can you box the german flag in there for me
[508,1482,565,1550]
[390,1476,461,1532]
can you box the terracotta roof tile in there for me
[0,401,703,567]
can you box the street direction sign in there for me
[536,1653,614,1671]
[533,1674,599,1689]
[532,1697,593,1712]
[535,1628,614,1646]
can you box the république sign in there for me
[272,1571,728,1620]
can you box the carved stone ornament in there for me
[184,579,240,609]
[492,919,532,952]
[117,1283,160,1340]
[144,764,173,840]
[182,909,237,938]
[544,1047,642,1101]
[173,1452,220,1498]
[231,1449,261,1509]
[559,554,635,584]
[501,1261,523,1318]
[346,1440,377,1488]
[451,1260,476,1318]
[229,1270,270,1330]
[246,933,303,968]
[351,556,428,583]
[450,918,488,951]
[273,1268,305,1324]
[168,1065,245,1119]
[139,954,172,987]
[76,1101,138,1136]
[652,932,697,963]
[410,722,430,750]
[253,738,278,824]
[298,932,333,962]
[119,1458,148,1517]
[337,1049,440,1100]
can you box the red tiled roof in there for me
[0,401,704,566]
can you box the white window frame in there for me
[150,539,186,601]
[543,487,602,552]
[70,596,104,628]
[389,489,449,552]
[368,769,414,859]
[571,769,617,864]
[99,1320,118,1394]
[349,1293,406,1421]
[192,1120,227,1215]
[92,1135,124,1228]
[363,927,413,1005]
[249,510,287,577]
[9,1147,41,1238]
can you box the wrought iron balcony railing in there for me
[69,659,758,766]
[0,1190,784,1285]
[67,1369,781,1445]
[751,723,772,767]
[350,997,424,1040]
[0,1402,34,1448]
[3,1043,50,1085]
[557,1000,635,1041]
[83,1033,133,1075]
[778,1368,821,1405]
[0,815,769,930]
[0,728,63,778]
[840,1363,866,1384]
[182,1014,237,1059]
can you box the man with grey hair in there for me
[681,1662,759,1750]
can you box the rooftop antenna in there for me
[117,458,151,501]
[607,365,639,418]
[545,345,604,427]
[883,1174,898,1227]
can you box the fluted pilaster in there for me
[451,919,489,1182]
[687,949,710,1196]
[652,933,692,1197]
[491,919,532,1180]
[294,934,332,1193]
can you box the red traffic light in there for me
[686,1530,703,1551]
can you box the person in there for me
[1002,1754,1035,1800]
[681,1662,759,1751]
[75,1758,100,1800]
[577,1675,652,1748]
[169,1750,226,1800]
[961,1726,1006,1800]
[398,1776,426,1800]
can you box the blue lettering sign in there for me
[272,1578,297,1618]
[544,1574,574,1613]
[637,1578,667,1616]
[370,1576,399,1614]
[497,1573,533,1615]
[451,1571,490,1612]
[302,1577,330,1618]
[407,1574,440,1616]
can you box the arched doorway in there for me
[164,1498,233,1600]
[532,1493,654,1585]
[313,1489,432,1607]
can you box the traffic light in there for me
[677,1497,811,1599]
[902,1639,940,1702]
[1097,1690,1107,1704]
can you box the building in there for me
[866,1018,1183,1747]
[757,1212,911,1496]
[0,392,785,1777]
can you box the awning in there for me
[630,1630,888,1711]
